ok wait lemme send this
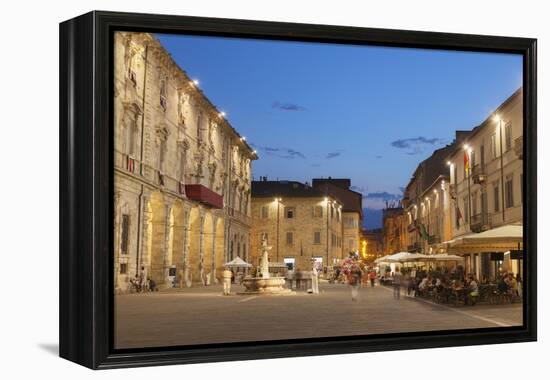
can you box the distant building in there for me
[250,178,362,272]
[312,178,363,257]
[382,207,407,255]
[361,228,384,263]
[402,131,468,253]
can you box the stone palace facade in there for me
[113,32,257,291]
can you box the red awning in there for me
[184,184,224,209]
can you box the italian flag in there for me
[463,150,470,173]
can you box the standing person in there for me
[516,273,523,298]
[369,270,376,288]
[139,266,148,292]
[178,269,184,289]
[311,265,320,294]
[222,268,232,295]
[349,264,362,301]
[393,267,403,300]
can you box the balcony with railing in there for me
[470,212,490,233]
[472,164,487,185]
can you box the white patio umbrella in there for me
[398,253,429,263]
[426,253,464,262]
[223,256,252,268]
[384,252,412,262]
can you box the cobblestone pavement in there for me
[115,283,523,349]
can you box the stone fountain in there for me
[239,237,293,295]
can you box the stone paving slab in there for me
[115,284,523,349]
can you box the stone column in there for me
[211,216,218,284]
[182,206,191,287]
[162,201,172,288]
[199,207,206,285]
[138,194,151,271]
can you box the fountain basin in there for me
[238,276,294,295]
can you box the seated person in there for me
[505,273,518,297]
[466,276,479,305]
[417,277,429,296]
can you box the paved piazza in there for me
[115,283,522,349]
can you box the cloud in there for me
[272,101,306,111]
[364,191,402,200]
[257,145,306,159]
[390,136,447,155]
[325,152,341,159]
[375,155,383,159]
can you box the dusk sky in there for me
[157,34,522,228]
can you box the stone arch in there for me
[145,191,166,285]
[168,200,185,271]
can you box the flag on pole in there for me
[463,150,470,173]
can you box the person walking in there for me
[222,269,232,296]
[393,267,403,300]
[349,265,362,301]
[369,270,376,288]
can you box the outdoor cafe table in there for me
[450,286,467,306]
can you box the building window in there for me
[159,79,168,111]
[471,191,478,217]
[197,113,203,143]
[121,214,130,255]
[453,165,458,186]
[120,263,128,275]
[505,122,513,151]
[126,117,137,156]
[284,257,295,270]
[158,138,167,173]
[286,232,293,245]
[314,231,321,244]
[493,182,500,212]
[178,149,186,182]
[260,206,269,219]
[491,133,497,159]
[285,207,295,219]
[505,175,514,208]
[313,205,323,217]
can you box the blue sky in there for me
[156,34,522,228]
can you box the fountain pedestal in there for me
[238,237,294,295]
[239,276,293,295]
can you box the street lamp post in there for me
[275,197,282,262]
[325,197,330,268]
[497,117,506,223]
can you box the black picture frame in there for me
[59,10,537,369]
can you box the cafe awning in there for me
[445,223,523,254]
